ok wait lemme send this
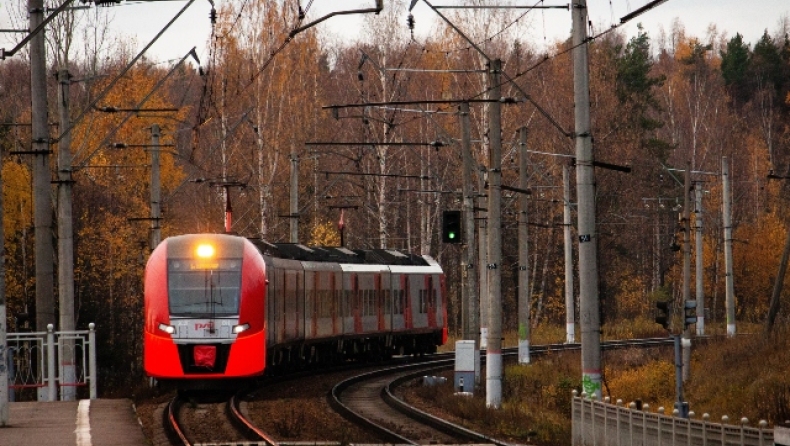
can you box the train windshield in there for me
[167,258,242,316]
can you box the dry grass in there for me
[433,322,790,445]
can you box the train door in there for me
[267,260,284,346]
[305,269,317,338]
[352,274,363,333]
[283,268,299,342]
[403,274,413,329]
[358,272,376,333]
[390,273,404,332]
[379,271,392,332]
[341,271,355,335]
[425,275,437,328]
[411,274,428,329]
[331,271,339,336]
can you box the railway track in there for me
[328,337,676,445]
[165,391,278,446]
[160,337,675,445]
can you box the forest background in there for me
[1,0,790,396]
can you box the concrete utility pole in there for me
[485,59,504,409]
[572,0,602,399]
[517,127,530,365]
[30,0,56,401]
[682,163,692,381]
[290,149,299,243]
[150,125,162,250]
[459,103,479,347]
[478,164,489,351]
[57,69,76,401]
[722,156,736,337]
[1,142,8,424]
[30,0,56,349]
[695,182,705,335]
[563,164,575,343]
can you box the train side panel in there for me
[303,262,342,340]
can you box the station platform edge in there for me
[0,398,147,446]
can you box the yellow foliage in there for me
[70,64,187,208]
[3,160,31,237]
[308,219,341,246]
[605,359,675,405]
[731,214,785,320]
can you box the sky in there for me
[2,0,790,66]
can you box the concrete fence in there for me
[572,391,775,446]
[6,323,97,402]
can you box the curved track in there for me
[162,337,675,445]
[329,337,676,445]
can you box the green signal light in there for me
[448,232,456,239]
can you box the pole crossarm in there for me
[0,0,78,59]
[306,141,447,147]
[398,188,461,194]
[619,0,669,23]
[324,98,510,110]
[94,105,179,113]
[433,4,569,9]
[111,143,174,148]
[319,170,431,180]
[289,0,383,36]
[571,158,632,173]
[499,184,532,195]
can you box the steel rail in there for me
[330,337,676,444]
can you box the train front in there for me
[144,233,266,384]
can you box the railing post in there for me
[721,415,729,446]
[643,403,650,446]
[688,411,695,446]
[703,413,710,446]
[591,394,597,446]
[47,324,56,401]
[673,408,679,445]
[758,420,767,446]
[658,407,665,445]
[571,390,579,446]
[604,397,610,444]
[88,323,97,399]
[615,399,622,446]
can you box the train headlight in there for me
[232,323,250,334]
[195,243,215,259]
[158,323,175,334]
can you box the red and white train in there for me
[144,233,447,385]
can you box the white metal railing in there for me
[6,323,97,402]
[572,391,774,446]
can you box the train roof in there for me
[248,239,432,267]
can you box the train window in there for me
[167,259,241,316]
[419,289,427,314]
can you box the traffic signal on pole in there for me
[442,210,462,243]
[684,300,697,329]
[655,301,669,330]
